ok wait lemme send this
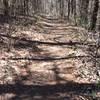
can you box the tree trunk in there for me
[90,0,99,30]
[3,0,9,16]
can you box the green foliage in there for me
[91,91,97,100]
[91,81,100,99]
[97,81,100,89]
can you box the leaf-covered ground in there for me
[0,16,100,100]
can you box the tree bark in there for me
[3,0,9,16]
[90,0,99,30]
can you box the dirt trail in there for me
[0,20,99,84]
[0,18,100,99]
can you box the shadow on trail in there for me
[0,82,99,100]
[1,33,100,61]
[0,14,36,24]
[9,55,90,61]
[0,33,96,47]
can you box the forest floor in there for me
[0,16,100,100]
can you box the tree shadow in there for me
[1,33,100,61]
[0,33,98,54]
[0,14,36,25]
[0,81,99,100]
[0,33,95,47]
[0,14,11,24]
